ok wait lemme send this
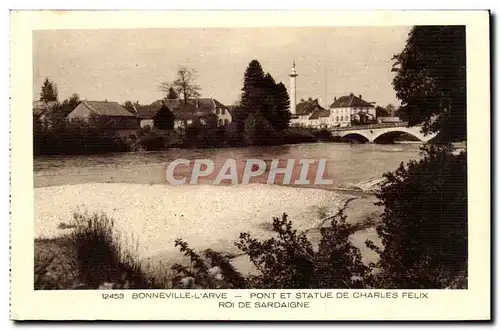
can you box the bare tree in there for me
[159,66,201,104]
[159,66,202,127]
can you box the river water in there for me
[34,142,423,188]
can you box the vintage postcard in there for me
[10,10,490,320]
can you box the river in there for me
[34,142,423,188]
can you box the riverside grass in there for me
[35,212,175,290]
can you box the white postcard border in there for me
[10,10,490,320]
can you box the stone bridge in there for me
[329,122,437,143]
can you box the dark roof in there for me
[134,105,160,119]
[295,102,312,116]
[148,98,229,120]
[308,108,330,119]
[294,99,329,119]
[329,93,374,108]
[295,99,324,116]
[82,101,134,117]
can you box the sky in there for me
[33,26,412,108]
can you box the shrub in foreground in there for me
[68,212,149,289]
[368,144,468,288]
[171,211,371,289]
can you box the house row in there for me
[134,98,233,129]
[35,97,234,130]
[290,93,377,129]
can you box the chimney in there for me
[334,96,337,101]
[359,94,362,99]
[349,92,354,97]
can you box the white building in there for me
[329,93,376,125]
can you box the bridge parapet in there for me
[329,122,410,132]
[328,123,435,143]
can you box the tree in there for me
[394,106,409,122]
[369,145,467,288]
[159,66,201,104]
[241,60,266,113]
[272,82,291,130]
[123,100,140,115]
[240,60,291,131]
[386,104,396,116]
[60,93,80,115]
[166,87,178,99]
[375,106,390,118]
[391,26,466,143]
[369,26,468,290]
[243,111,277,146]
[39,78,58,103]
[159,66,201,126]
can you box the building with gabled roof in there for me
[134,101,176,130]
[66,100,139,129]
[329,93,376,125]
[291,98,330,128]
[147,98,232,129]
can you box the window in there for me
[224,119,229,126]
[216,108,220,115]
[336,116,339,122]
[218,119,223,126]
[221,108,226,115]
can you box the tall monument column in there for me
[289,61,298,115]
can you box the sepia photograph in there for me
[9,10,490,321]
[32,24,468,291]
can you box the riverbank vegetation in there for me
[33,113,340,155]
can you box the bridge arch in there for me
[341,132,370,143]
[372,127,432,143]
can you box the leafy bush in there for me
[171,240,246,289]
[283,127,317,144]
[180,121,229,149]
[33,115,129,155]
[313,129,335,142]
[243,111,278,146]
[171,211,371,289]
[368,144,467,288]
[136,129,165,151]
